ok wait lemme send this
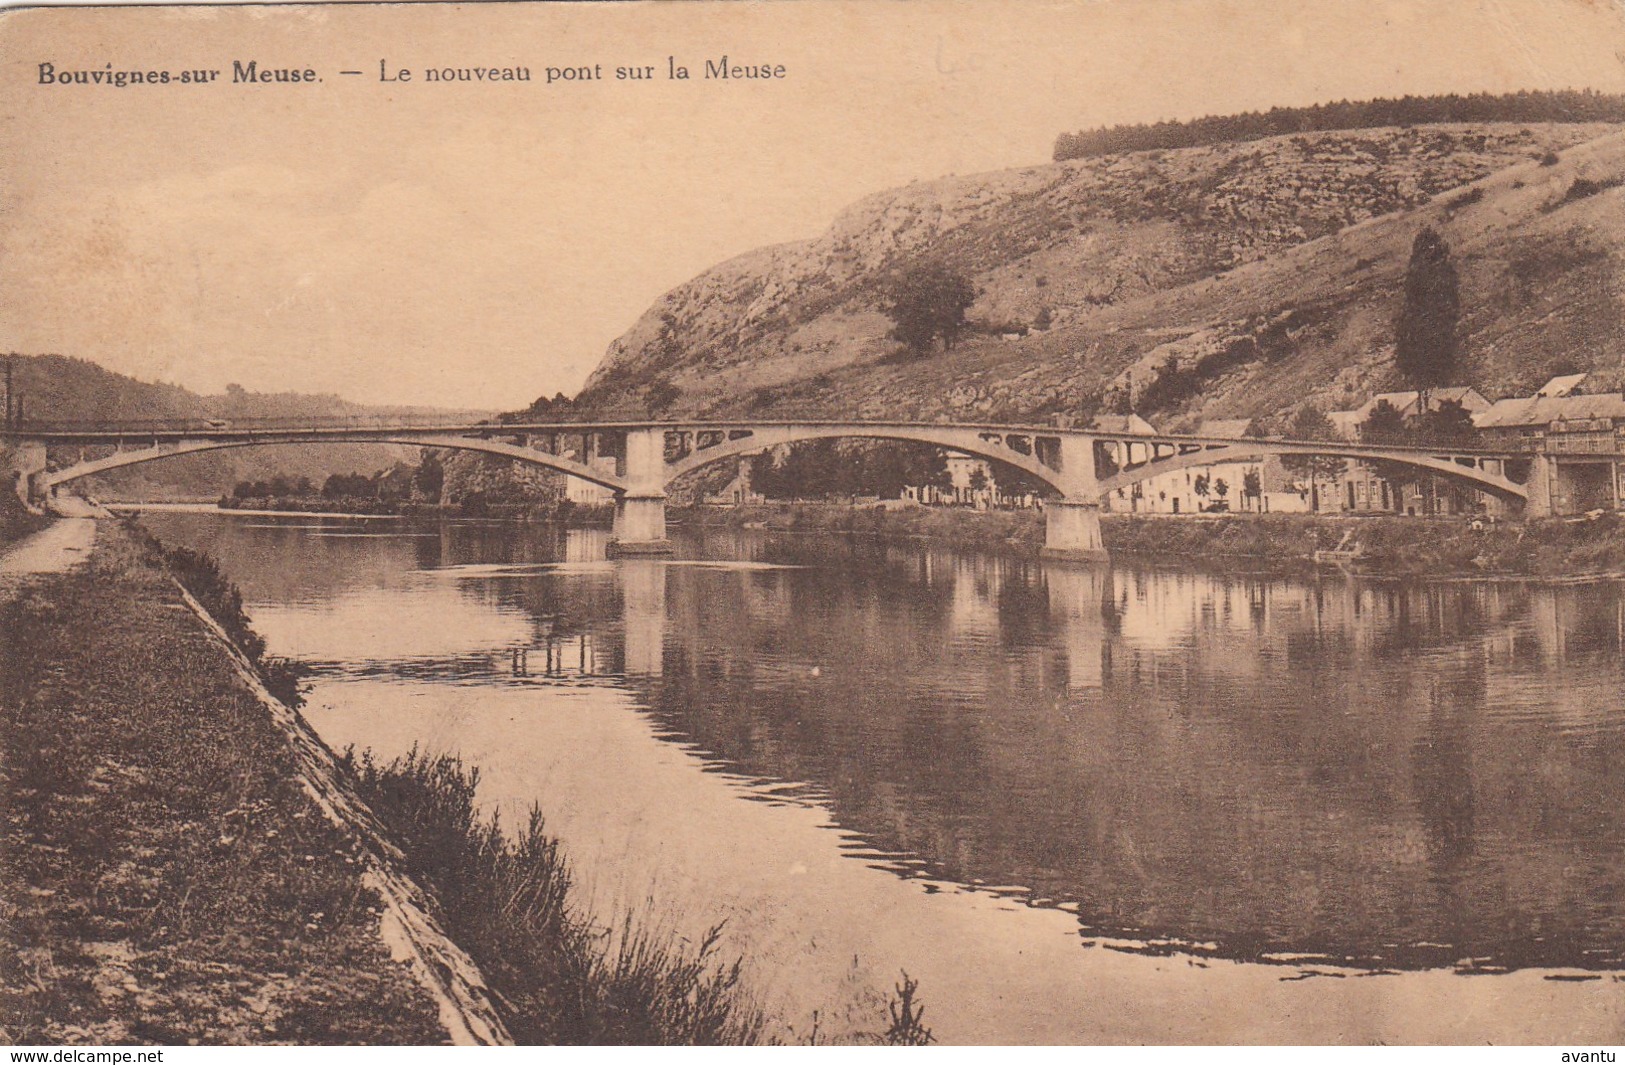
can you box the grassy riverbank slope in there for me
[0,522,449,1044]
[679,504,1625,579]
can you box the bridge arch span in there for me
[1095,441,1528,503]
[39,433,632,493]
[660,424,1075,497]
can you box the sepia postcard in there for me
[4,0,1625,1049]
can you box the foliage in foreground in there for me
[339,747,767,1045]
[0,526,446,1044]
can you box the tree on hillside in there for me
[645,378,682,414]
[883,262,977,357]
[1395,227,1461,411]
[653,312,684,371]
[1281,406,1345,512]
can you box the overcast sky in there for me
[4,0,1624,410]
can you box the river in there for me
[138,509,1625,1044]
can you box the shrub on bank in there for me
[339,747,766,1045]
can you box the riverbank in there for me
[678,503,1625,579]
[0,516,794,1045]
[0,520,492,1044]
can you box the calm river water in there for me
[140,510,1625,1044]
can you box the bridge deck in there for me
[5,419,1527,459]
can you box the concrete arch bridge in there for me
[5,419,1532,561]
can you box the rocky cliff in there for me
[577,123,1625,431]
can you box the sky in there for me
[3,0,1625,411]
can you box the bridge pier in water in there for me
[608,427,673,557]
[610,494,672,555]
[1041,499,1109,563]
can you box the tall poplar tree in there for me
[1395,227,1461,411]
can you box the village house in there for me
[1320,376,1625,517]
[1108,417,1307,515]
[1474,375,1625,514]
[1327,387,1492,515]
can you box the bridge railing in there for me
[12,414,502,434]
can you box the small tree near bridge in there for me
[1281,407,1345,512]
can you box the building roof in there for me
[1475,392,1625,429]
[1359,387,1490,419]
[1324,388,1490,439]
[1327,410,1364,441]
[1198,418,1253,439]
[1089,413,1158,436]
[1536,373,1589,398]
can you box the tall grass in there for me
[339,746,767,1045]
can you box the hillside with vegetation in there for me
[570,116,1624,434]
[6,354,489,499]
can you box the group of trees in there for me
[743,439,1055,505]
[227,450,446,504]
[1191,473,1232,509]
[230,475,316,500]
[502,391,577,424]
[1053,89,1625,162]
[748,440,952,501]
[1358,398,1477,449]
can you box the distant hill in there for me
[574,121,1625,432]
[7,354,490,499]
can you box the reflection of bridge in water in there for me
[6,418,1541,561]
[508,547,1625,693]
[346,545,1625,710]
